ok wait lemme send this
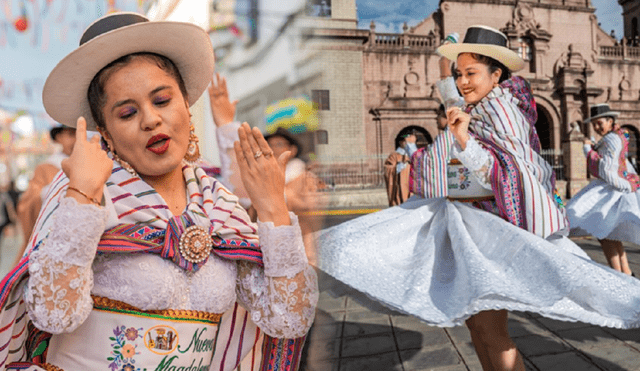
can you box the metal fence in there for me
[540,148,565,181]
[310,149,566,191]
[312,155,386,191]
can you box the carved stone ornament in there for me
[404,71,419,85]
[514,2,540,33]
[553,44,589,75]
[619,75,631,92]
[179,225,213,264]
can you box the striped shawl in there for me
[0,162,305,370]
[467,76,568,238]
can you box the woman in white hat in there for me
[317,25,640,371]
[566,104,640,274]
[0,12,317,371]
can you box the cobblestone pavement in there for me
[301,237,640,371]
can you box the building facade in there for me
[311,0,640,197]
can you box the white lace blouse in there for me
[25,197,318,339]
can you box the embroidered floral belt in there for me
[447,159,495,202]
[43,296,224,371]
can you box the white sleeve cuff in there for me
[257,212,308,278]
[452,137,491,172]
[37,196,108,266]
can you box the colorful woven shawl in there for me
[0,162,306,370]
[467,76,568,238]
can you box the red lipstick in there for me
[146,134,170,155]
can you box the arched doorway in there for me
[394,125,433,150]
[534,105,565,180]
[535,105,553,149]
[622,125,639,172]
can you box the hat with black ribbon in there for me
[436,25,525,72]
[43,12,214,131]
[49,124,75,141]
[584,103,619,123]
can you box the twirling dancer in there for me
[566,104,640,275]
[317,25,640,371]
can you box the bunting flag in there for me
[0,0,156,49]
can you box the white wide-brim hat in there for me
[584,103,619,123]
[437,25,525,72]
[43,12,214,131]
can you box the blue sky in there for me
[356,0,624,36]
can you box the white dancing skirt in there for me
[317,196,640,328]
[566,179,640,244]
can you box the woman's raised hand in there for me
[233,123,292,226]
[61,117,113,204]
[447,107,471,150]
[208,73,238,127]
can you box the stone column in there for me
[563,123,589,198]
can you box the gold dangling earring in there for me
[184,124,201,164]
[110,147,137,177]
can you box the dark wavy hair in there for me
[453,53,511,83]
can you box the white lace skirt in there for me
[566,179,640,244]
[317,196,640,329]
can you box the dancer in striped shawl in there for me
[317,25,640,371]
[566,104,640,275]
[0,12,317,371]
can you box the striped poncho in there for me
[465,76,567,238]
[410,129,456,198]
[411,76,567,238]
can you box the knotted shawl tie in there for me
[98,214,263,271]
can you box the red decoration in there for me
[14,17,28,32]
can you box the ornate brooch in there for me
[178,225,213,264]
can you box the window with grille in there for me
[312,90,330,110]
[518,38,533,61]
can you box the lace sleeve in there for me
[235,213,318,338]
[25,197,108,334]
[452,137,495,190]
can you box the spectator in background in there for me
[14,124,76,265]
[384,127,417,206]
[435,104,447,131]
[0,182,17,250]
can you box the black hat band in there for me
[80,13,148,46]
[462,27,507,47]
[590,105,614,118]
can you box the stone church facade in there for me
[309,0,640,197]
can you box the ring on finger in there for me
[254,150,263,159]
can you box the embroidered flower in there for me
[124,327,139,341]
[121,363,135,371]
[113,326,123,337]
[122,343,136,358]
